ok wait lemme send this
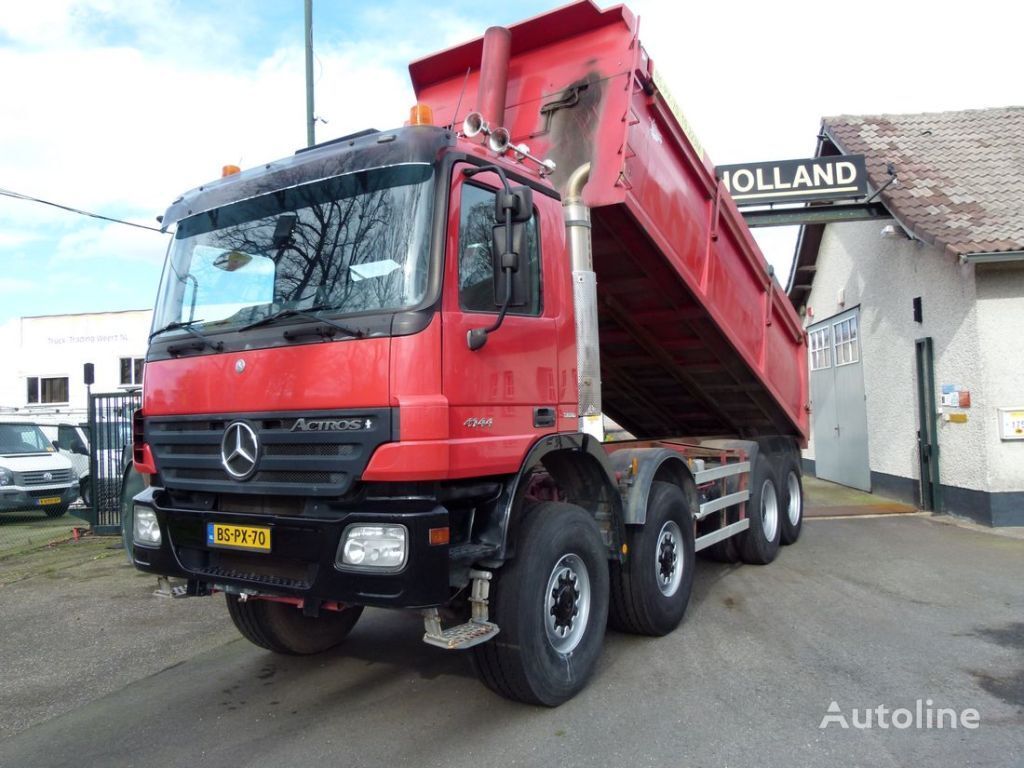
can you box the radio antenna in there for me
[449,67,472,131]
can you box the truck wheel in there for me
[43,504,70,519]
[225,595,363,655]
[80,478,91,508]
[471,501,609,706]
[779,458,803,545]
[609,481,695,636]
[737,454,782,565]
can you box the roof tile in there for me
[823,107,1024,254]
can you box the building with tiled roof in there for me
[787,107,1023,526]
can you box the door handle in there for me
[533,407,556,428]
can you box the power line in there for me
[0,187,165,233]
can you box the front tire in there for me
[43,503,70,519]
[226,595,363,655]
[779,458,803,545]
[471,501,609,706]
[737,454,782,565]
[609,481,695,636]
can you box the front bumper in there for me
[0,483,79,512]
[130,487,451,609]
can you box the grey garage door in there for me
[807,307,870,491]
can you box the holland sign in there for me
[717,155,867,206]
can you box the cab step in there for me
[422,614,500,650]
[422,569,499,650]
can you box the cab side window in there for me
[458,183,541,315]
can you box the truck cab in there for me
[135,123,570,606]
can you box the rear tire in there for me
[471,501,609,706]
[609,482,695,636]
[226,595,363,655]
[737,454,782,565]
[779,458,803,545]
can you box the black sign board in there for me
[717,155,868,206]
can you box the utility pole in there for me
[304,0,315,147]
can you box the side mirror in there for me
[491,223,529,308]
[464,180,535,351]
[70,439,88,456]
[493,185,533,224]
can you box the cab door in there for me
[441,165,562,477]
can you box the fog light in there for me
[133,505,161,546]
[337,524,407,571]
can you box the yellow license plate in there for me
[207,523,271,553]
[38,497,61,505]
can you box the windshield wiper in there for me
[150,319,224,353]
[239,305,363,339]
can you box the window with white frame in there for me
[833,316,860,366]
[809,327,832,370]
[26,376,69,404]
[120,357,145,386]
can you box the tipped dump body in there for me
[411,1,808,442]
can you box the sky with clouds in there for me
[1,0,1020,327]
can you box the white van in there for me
[43,421,131,508]
[0,422,79,517]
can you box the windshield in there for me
[152,164,434,335]
[0,423,54,455]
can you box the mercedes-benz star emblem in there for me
[220,421,259,480]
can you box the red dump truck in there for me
[130,0,808,705]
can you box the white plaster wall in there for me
[0,310,152,419]
[801,219,988,492]
[974,265,1024,492]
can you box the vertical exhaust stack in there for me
[477,27,511,128]
[564,163,603,441]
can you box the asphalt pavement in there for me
[1,514,1022,768]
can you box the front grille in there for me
[146,408,394,497]
[165,468,342,485]
[21,469,74,486]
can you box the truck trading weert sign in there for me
[717,155,867,206]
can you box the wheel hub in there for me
[658,536,676,584]
[654,520,684,597]
[544,553,591,655]
[550,570,580,633]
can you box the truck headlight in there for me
[0,468,11,487]
[337,524,407,571]
[133,505,162,546]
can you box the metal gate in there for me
[87,390,141,534]
[808,307,871,491]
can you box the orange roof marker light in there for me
[408,103,434,126]
[222,164,241,177]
